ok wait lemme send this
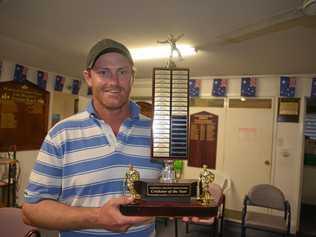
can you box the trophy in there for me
[120,36,217,217]
[125,164,141,200]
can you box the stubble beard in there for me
[95,85,130,112]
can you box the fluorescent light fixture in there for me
[130,44,196,61]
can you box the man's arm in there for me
[22,196,152,233]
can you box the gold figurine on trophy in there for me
[197,164,215,206]
[125,164,141,200]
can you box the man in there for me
[22,39,163,237]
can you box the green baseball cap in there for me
[86,38,134,68]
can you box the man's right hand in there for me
[97,196,153,233]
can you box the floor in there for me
[156,219,285,237]
[42,220,286,237]
[40,218,315,237]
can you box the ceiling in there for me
[0,0,316,79]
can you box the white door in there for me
[223,98,274,211]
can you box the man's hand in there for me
[181,183,223,224]
[97,196,153,233]
[182,216,201,223]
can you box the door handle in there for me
[264,160,270,165]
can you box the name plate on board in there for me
[119,179,219,217]
[134,179,196,201]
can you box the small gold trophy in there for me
[125,164,141,200]
[197,164,215,206]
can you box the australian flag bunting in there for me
[189,79,201,97]
[311,78,316,97]
[280,76,296,97]
[37,70,48,90]
[54,75,65,91]
[72,79,81,95]
[212,79,227,96]
[13,64,28,82]
[241,77,256,97]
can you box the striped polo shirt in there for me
[24,101,163,237]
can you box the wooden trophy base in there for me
[120,179,218,217]
[120,199,218,217]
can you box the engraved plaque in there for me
[0,80,49,151]
[125,179,196,198]
[155,92,171,97]
[153,120,170,125]
[155,101,170,106]
[172,101,188,106]
[153,143,169,148]
[151,68,189,160]
[153,152,170,157]
[153,115,170,120]
[172,106,188,111]
[153,133,170,138]
[189,111,218,169]
[155,97,171,102]
[154,111,170,116]
[156,70,171,75]
[172,88,188,93]
[173,97,188,102]
[155,88,170,93]
[172,83,187,88]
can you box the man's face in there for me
[84,52,134,112]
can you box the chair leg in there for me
[164,218,168,226]
[241,227,246,237]
[174,219,178,237]
[212,223,217,237]
[218,218,223,237]
[185,222,189,233]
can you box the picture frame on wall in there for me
[277,97,300,123]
